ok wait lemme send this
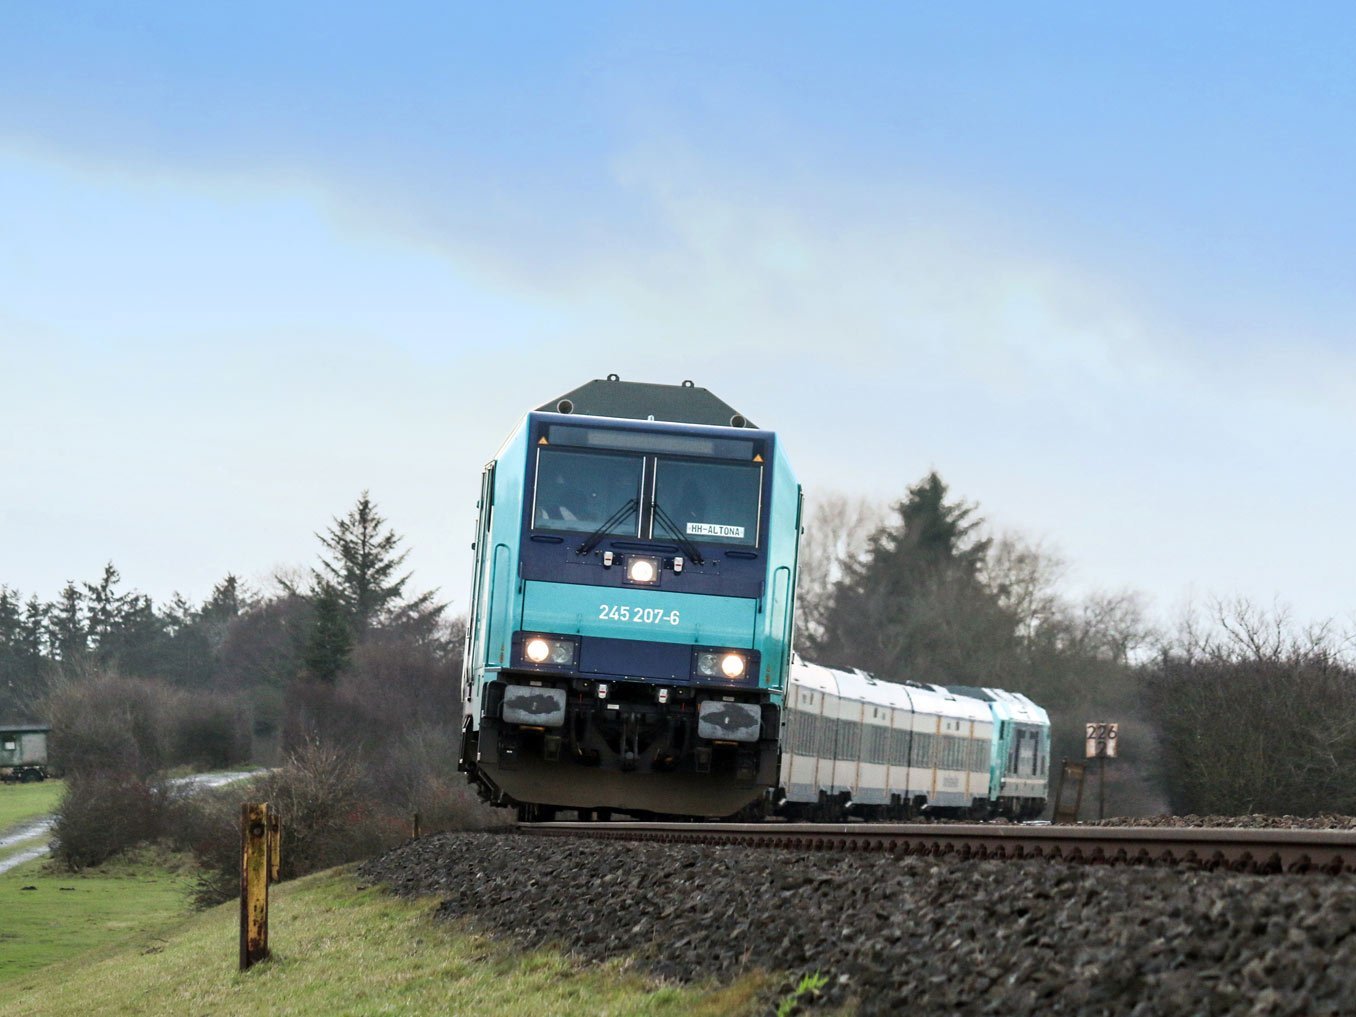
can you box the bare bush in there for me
[44,672,251,776]
[368,722,510,833]
[251,740,388,879]
[1146,599,1356,816]
[163,784,251,908]
[169,691,252,770]
[795,494,885,648]
[51,773,181,870]
[45,674,174,777]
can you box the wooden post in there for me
[1098,754,1106,821]
[1052,759,1087,824]
[412,812,421,840]
[268,809,282,884]
[240,802,270,970]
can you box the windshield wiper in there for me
[576,498,638,556]
[651,501,705,565]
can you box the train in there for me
[459,377,1050,821]
[778,659,1048,821]
[459,376,801,818]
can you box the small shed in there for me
[1,723,50,781]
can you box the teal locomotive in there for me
[459,376,802,819]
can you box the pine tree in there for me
[48,581,88,666]
[200,574,248,624]
[301,581,353,683]
[85,562,126,663]
[312,492,443,639]
[0,586,21,649]
[808,472,1018,686]
[20,597,46,661]
[0,587,24,714]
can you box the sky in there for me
[1,3,1353,630]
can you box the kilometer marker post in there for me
[240,802,273,970]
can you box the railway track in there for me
[518,820,1356,875]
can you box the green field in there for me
[0,849,196,984]
[4,865,769,1017]
[0,780,63,834]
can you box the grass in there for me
[4,865,773,1017]
[0,780,64,833]
[0,847,196,984]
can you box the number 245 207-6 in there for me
[598,604,680,625]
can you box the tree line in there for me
[8,477,1352,821]
[0,491,461,771]
[11,491,492,886]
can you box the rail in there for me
[517,821,1356,875]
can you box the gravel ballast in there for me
[359,831,1356,1015]
[1093,814,1356,830]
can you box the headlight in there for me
[626,556,659,584]
[521,635,576,667]
[695,650,747,679]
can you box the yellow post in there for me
[240,802,270,970]
[267,810,282,884]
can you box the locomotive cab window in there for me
[652,458,762,547]
[531,448,644,536]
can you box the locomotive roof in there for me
[983,688,1050,725]
[0,723,50,734]
[540,375,755,428]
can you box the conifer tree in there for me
[301,581,353,683]
[312,492,443,639]
[85,562,127,662]
[808,472,1018,685]
[0,586,21,648]
[48,581,88,665]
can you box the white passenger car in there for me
[777,656,1047,820]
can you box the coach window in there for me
[651,459,762,547]
[532,448,644,537]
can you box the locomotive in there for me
[459,376,1051,821]
[459,376,802,818]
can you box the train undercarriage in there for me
[774,788,1046,823]
[462,675,781,819]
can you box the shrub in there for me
[164,784,250,908]
[368,722,510,834]
[254,740,387,879]
[51,773,181,870]
[178,731,509,907]
[183,740,387,906]
[45,675,174,778]
[44,672,252,776]
[168,691,252,770]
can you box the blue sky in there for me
[1,3,1353,626]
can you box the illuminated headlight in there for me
[522,636,576,667]
[626,556,659,584]
[695,650,747,679]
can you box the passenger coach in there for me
[778,658,1049,820]
[460,377,801,819]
